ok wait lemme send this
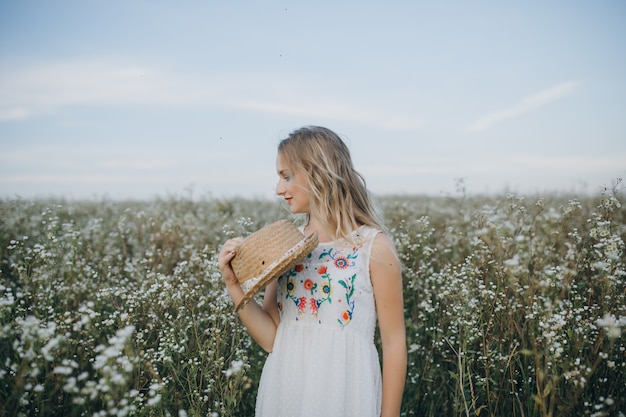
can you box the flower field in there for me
[1,184,624,416]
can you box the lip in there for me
[285,197,292,205]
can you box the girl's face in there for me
[276,154,310,214]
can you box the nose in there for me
[276,178,285,196]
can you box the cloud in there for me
[98,159,181,171]
[0,107,30,121]
[465,81,580,133]
[0,174,148,184]
[362,153,626,176]
[513,154,626,171]
[0,57,208,120]
[0,56,424,130]
[231,98,425,130]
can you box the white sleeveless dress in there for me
[255,225,382,417]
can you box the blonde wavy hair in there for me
[278,126,385,241]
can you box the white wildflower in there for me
[223,359,244,377]
[53,366,74,375]
[596,314,623,339]
[42,336,62,361]
[147,393,162,406]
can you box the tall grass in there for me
[1,184,624,416]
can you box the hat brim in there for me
[235,232,318,311]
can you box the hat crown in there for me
[231,220,305,284]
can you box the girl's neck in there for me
[303,218,331,243]
[304,217,363,244]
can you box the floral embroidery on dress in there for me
[280,235,367,327]
[285,263,332,319]
[338,273,356,327]
[310,265,332,318]
[319,245,359,270]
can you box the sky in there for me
[1,0,625,201]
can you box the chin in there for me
[289,205,305,214]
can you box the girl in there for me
[218,126,406,417]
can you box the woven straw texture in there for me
[231,220,318,311]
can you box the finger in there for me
[219,242,236,257]
[220,237,244,252]
[218,246,240,269]
[224,249,237,262]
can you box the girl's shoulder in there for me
[353,224,382,243]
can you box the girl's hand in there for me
[218,237,279,353]
[218,237,245,287]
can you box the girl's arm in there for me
[219,238,280,353]
[370,233,407,417]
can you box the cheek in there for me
[293,174,308,193]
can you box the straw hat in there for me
[231,220,318,311]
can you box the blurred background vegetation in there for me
[1,184,624,416]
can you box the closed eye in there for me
[278,169,291,181]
